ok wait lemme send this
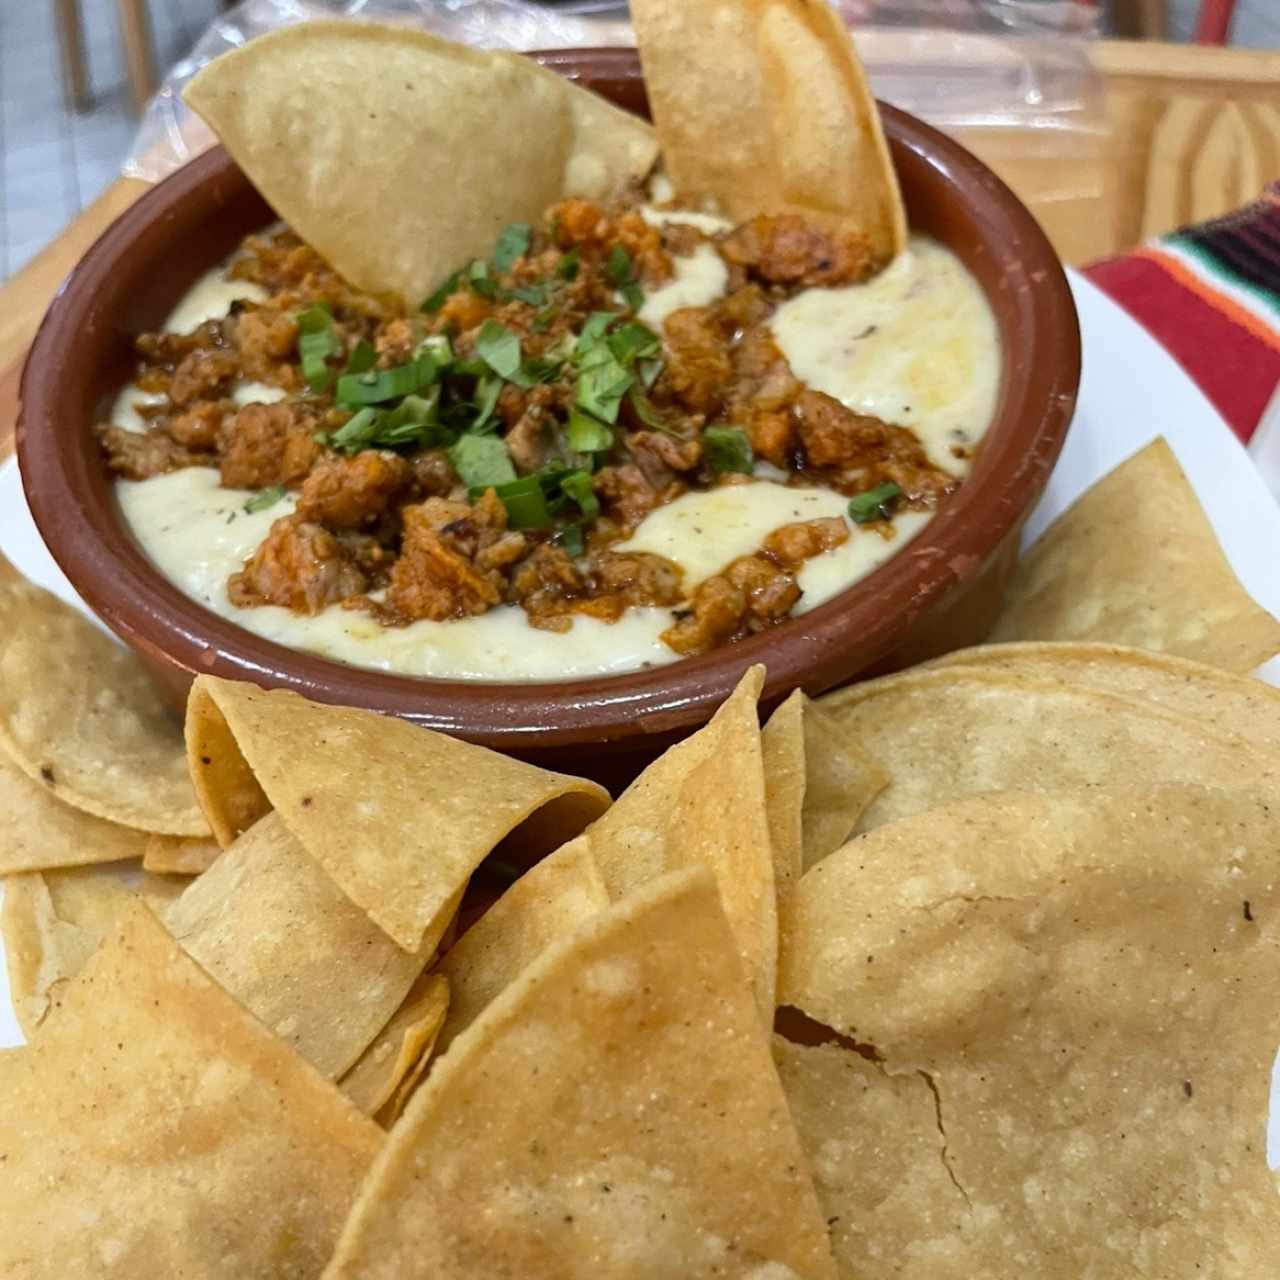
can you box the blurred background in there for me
[1,0,1277,280]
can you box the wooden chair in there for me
[53,0,157,117]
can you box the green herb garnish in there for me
[296,305,341,393]
[566,407,614,454]
[475,320,522,380]
[606,245,644,312]
[848,482,903,524]
[448,434,517,490]
[575,311,617,355]
[556,248,580,280]
[329,407,383,453]
[493,222,532,274]
[577,352,633,425]
[559,468,599,519]
[335,357,435,407]
[244,485,286,514]
[627,387,666,430]
[343,339,377,378]
[703,426,755,475]
[484,475,551,529]
[420,269,461,313]
[471,374,503,432]
[506,283,549,308]
[607,321,660,367]
[467,259,498,299]
[556,522,586,557]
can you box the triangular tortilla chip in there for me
[819,667,1277,832]
[433,835,608,1056]
[185,21,657,305]
[186,676,610,951]
[164,811,445,1079]
[585,666,777,1016]
[324,868,837,1279]
[0,574,206,836]
[340,972,449,1124]
[928,640,1280,756]
[777,786,1280,1276]
[760,691,805,911]
[991,438,1280,672]
[0,902,380,1277]
[2,863,183,1037]
[631,0,905,259]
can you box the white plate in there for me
[1,270,1278,1159]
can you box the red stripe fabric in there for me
[1084,254,1280,445]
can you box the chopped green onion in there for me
[296,305,340,393]
[559,468,599,519]
[556,522,586,557]
[606,245,633,287]
[608,321,660,367]
[420,269,461,313]
[509,356,563,390]
[622,282,644,312]
[335,359,434,407]
[493,222,532,274]
[848,482,903,524]
[703,426,755,475]
[448,434,516,490]
[330,407,383,453]
[475,320,523,380]
[482,475,552,529]
[556,248,580,280]
[375,390,444,446]
[417,333,453,363]
[343,338,377,377]
[244,485,286,514]
[467,258,498,299]
[566,408,614,454]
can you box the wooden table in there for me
[3,37,1279,460]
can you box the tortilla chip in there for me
[0,902,379,1277]
[142,832,222,876]
[433,835,608,1056]
[928,640,1280,757]
[0,746,145,874]
[586,666,778,1016]
[185,21,657,306]
[325,868,837,1279]
[185,679,270,847]
[187,676,609,952]
[818,667,1277,832]
[165,811,443,1079]
[340,972,449,1124]
[0,575,207,836]
[761,691,805,913]
[777,786,1280,1275]
[991,438,1280,672]
[631,0,905,260]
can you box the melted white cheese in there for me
[641,207,734,236]
[639,244,729,330]
[163,268,267,333]
[770,238,1000,476]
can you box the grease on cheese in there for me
[770,237,1000,475]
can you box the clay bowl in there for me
[18,46,1079,780]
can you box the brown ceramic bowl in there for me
[19,47,1078,776]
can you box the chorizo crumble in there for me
[98,194,958,656]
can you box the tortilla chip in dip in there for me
[928,640,1280,757]
[991,437,1280,672]
[433,835,608,1056]
[186,676,610,951]
[184,21,658,306]
[0,574,206,837]
[776,785,1280,1276]
[1,863,184,1038]
[324,868,837,1280]
[164,811,443,1079]
[585,666,777,1016]
[818,667,1277,832]
[631,0,905,260]
[340,972,449,1125]
[0,902,380,1278]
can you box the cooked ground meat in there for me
[98,195,961,656]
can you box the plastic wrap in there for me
[125,0,1105,183]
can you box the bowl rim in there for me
[18,46,1079,750]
